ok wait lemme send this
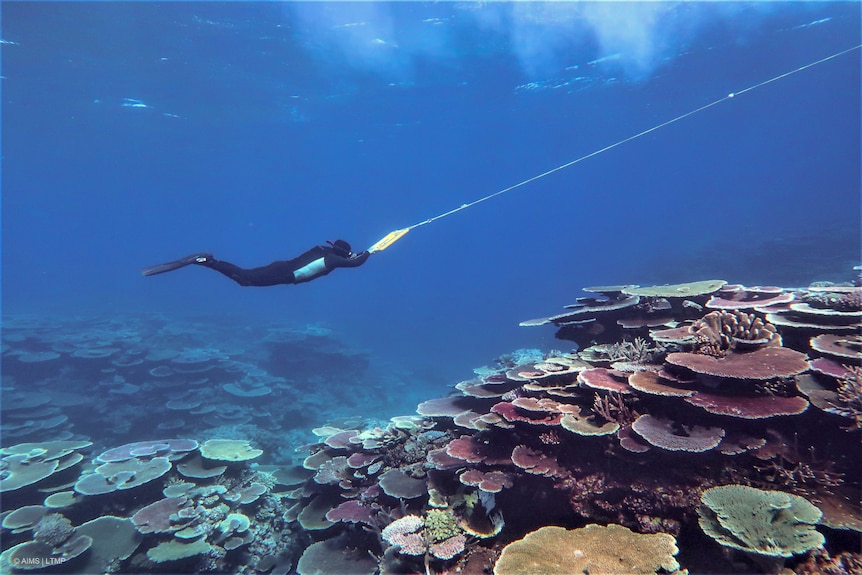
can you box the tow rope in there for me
[367,44,860,254]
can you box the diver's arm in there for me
[328,251,371,269]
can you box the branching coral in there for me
[606,337,663,364]
[795,548,862,575]
[756,453,844,494]
[591,391,638,426]
[754,433,844,494]
[832,365,862,429]
[424,509,461,543]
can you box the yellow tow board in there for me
[368,228,409,253]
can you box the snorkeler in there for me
[141,240,371,286]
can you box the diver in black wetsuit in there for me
[142,239,371,286]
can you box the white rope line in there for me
[407,44,861,231]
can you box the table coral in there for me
[665,347,809,380]
[74,457,172,495]
[631,414,725,453]
[146,538,213,563]
[493,524,680,575]
[698,485,824,557]
[131,497,191,534]
[199,439,263,462]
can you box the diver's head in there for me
[327,239,353,257]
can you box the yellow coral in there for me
[199,439,262,462]
[424,509,461,542]
[146,539,212,563]
[494,524,681,575]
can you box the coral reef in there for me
[0,438,301,574]
[2,279,860,573]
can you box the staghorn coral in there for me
[605,337,663,364]
[591,391,639,426]
[538,429,561,445]
[833,365,862,429]
[794,549,862,574]
[757,456,844,494]
[753,435,844,494]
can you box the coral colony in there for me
[1,279,860,574]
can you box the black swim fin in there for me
[141,253,212,277]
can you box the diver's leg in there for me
[201,259,295,287]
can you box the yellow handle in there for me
[368,228,409,253]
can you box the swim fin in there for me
[141,253,212,277]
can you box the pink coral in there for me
[511,445,568,478]
[684,391,809,419]
[324,430,359,449]
[131,497,190,534]
[459,469,513,493]
[706,285,794,310]
[630,414,724,452]
[96,439,198,463]
[666,347,809,380]
[491,401,564,425]
[577,368,634,394]
[445,436,511,465]
[325,500,377,525]
[427,448,467,470]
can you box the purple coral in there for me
[96,439,198,463]
[631,414,724,452]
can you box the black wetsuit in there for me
[202,245,370,287]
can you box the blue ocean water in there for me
[2,3,860,430]
[1,4,861,574]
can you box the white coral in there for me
[382,515,424,544]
